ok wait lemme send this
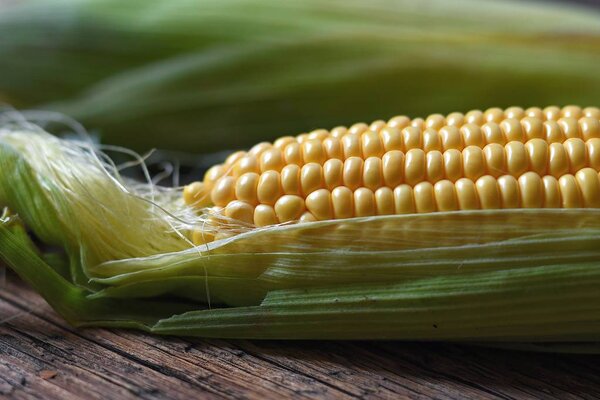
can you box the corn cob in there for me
[184,106,600,244]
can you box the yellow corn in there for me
[184,105,600,244]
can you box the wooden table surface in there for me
[1,272,599,400]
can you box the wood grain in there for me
[1,271,599,400]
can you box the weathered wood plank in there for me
[2,273,600,400]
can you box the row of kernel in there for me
[387,106,600,131]
[216,168,600,229]
[296,107,600,142]
[209,138,600,207]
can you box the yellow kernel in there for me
[393,185,416,214]
[331,186,354,219]
[518,172,543,208]
[349,123,369,135]
[273,136,296,150]
[461,123,484,148]
[382,150,405,187]
[323,159,344,190]
[583,107,600,119]
[402,126,422,151]
[380,127,403,152]
[342,133,362,159]
[544,120,565,143]
[259,148,285,172]
[404,148,426,186]
[561,105,583,120]
[387,115,411,130]
[369,120,387,133]
[542,176,561,208]
[484,107,504,123]
[440,126,464,151]
[426,151,445,183]
[462,146,486,181]
[497,175,520,208]
[363,157,383,191]
[482,122,506,145]
[558,117,581,140]
[576,168,600,208]
[299,211,317,223]
[521,117,544,140]
[500,119,524,142]
[465,109,484,125]
[446,112,465,127]
[434,180,458,211]
[361,131,385,158]
[296,133,309,144]
[543,106,561,121]
[224,151,246,167]
[587,138,600,170]
[224,200,255,225]
[183,181,208,207]
[192,229,215,246]
[483,143,506,178]
[455,178,480,210]
[425,114,446,130]
[476,176,501,209]
[422,128,442,152]
[330,126,348,138]
[254,204,278,227]
[374,187,395,215]
[548,143,570,178]
[323,137,344,160]
[564,138,587,173]
[443,149,463,182]
[302,139,327,165]
[248,142,272,158]
[525,139,549,176]
[274,195,306,222]
[257,170,282,205]
[354,187,376,217]
[203,165,226,192]
[307,129,329,141]
[558,174,582,208]
[413,182,436,213]
[233,155,260,176]
[411,118,424,131]
[300,163,324,195]
[525,107,544,120]
[305,189,333,220]
[211,176,236,207]
[579,117,600,141]
[505,106,525,120]
[343,157,364,191]
[505,141,529,176]
[283,142,303,166]
[235,172,260,205]
[280,164,301,195]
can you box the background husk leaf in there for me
[0,0,599,153]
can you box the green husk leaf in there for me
[0,217,194,327]
[1,0,599,152]
[151,262,600,340]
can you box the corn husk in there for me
[1,0,600,152]
[1,124,599,348]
